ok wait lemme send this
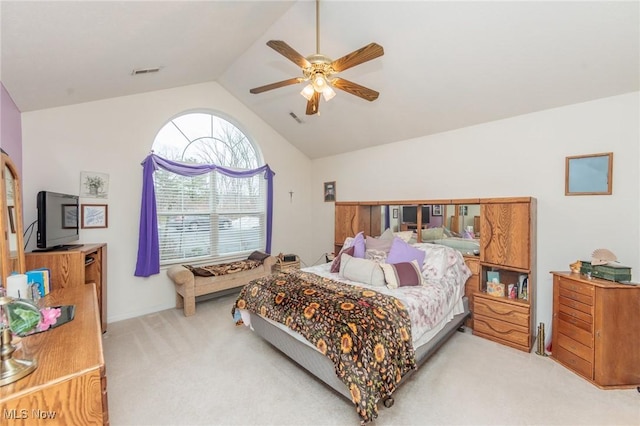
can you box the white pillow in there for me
[393,231,414,243]
[339,253,386,287]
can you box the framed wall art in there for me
[81,204,108,229]
[565,152,613,195]
[432,205,442,216]
[324,181,336,202]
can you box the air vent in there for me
[289,112,304,124]
[131,67,161,76]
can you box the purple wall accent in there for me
[0,82,23,175]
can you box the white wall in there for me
[311,92,640,333]
[21,82,313,322]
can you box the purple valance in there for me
[135,154,275,277]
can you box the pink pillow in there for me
[386,237,425,267]
[330,245,355,273]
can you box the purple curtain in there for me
[135,154,275,277]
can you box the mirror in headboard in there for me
[1,150,26,286]
[445,203,481,237]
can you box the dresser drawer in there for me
[557,311,592,333]
[473,294,529,327]
[557,318,593,348]
[559,295,592,315]
[474,314,530,348]
[559,286,593,306]
[554,345,593,380]
[557,276,594,299]
[557,332,593,362]
[558,303,592,324]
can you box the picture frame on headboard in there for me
[565,152,613,196]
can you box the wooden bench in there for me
[167,256,276,316]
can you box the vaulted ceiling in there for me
[2,1,638,159]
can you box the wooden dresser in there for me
[0,283,108,424]
[550,272,640,389]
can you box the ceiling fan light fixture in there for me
[322,86,336,102]
[300,84,315,101]
[311,72,327,92]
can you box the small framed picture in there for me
[62,204,78,228]
[392,208,399,219]
[81,204,108,229]
[432,205,442,216]
[324,181,336,202]
[565,152,613,195]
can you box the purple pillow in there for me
[386,237,425,267]
[352,231,366,259]
[330,246,355,273]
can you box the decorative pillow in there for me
[365,235,394,253]
[393,231,414,243]
[381,260,424,288]
[330,245,355,273]
[352,231,366,258]
[379,228,395,241]
[247,250,270,262]
[365,249,388,263]
[386,237,426,267]
[339,253,386,287]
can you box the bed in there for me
[233,239,471,424]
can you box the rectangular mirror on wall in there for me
[565,152,613,195]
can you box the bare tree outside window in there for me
[152,112,265,264]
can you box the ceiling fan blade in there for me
[267,40,311,69]
[331,78,379,101]
[306,91,320,115]
[331,43,384,72]
[250,77,303,94]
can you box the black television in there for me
[36,191,81,251]
[401,205,430,224]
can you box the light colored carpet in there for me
[103,293,639,426]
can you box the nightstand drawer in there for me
[557,276,594,299]
[554,345,593,380]
[474,314,530,348]
[558,303,592,324]
[557,332,593,362]
[465,258,480,275]
[557,319,593,348]
[473,294,529,327]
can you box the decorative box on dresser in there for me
[0,284,108,425]
[550,272,640,389]
[473,197,537,352]
[25,243,107,333]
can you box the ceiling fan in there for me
[249,0,384,115]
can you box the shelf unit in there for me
[25,243,107,332]
[473,198,536,352]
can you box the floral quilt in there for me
[233,270,416,424]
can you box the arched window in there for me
[151,111,265,264]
